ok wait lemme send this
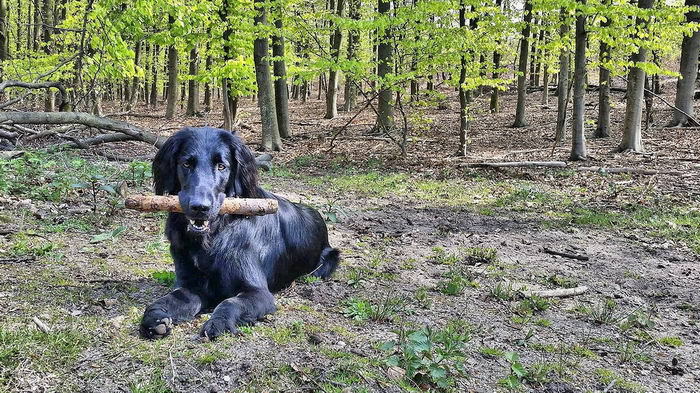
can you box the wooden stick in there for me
[124,195,278,216]
[523,286,589,298]
[543,247,590,261]
[466,161,568,168]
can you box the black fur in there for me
[140,127,340,340]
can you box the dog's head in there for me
[152,127,259,234]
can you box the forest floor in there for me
[1,83,699,393]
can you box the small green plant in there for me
[343,297,373,321]
[620,309,655,330]
[90,225,128,244]
[345,267,367,288]
[414,286,432,309]
[321,199,345,223]
[380,322,471,389]
[546,274,578,289]
[437,270,470,296]
[369,296,405,322]
[590,298,618,324]
[479,346,504,358]
[490,281,517,301]
[297,275,321,284]
[499,351,551,389]
[151,270,176,287]
[464,247,498,265]
[516,295,550,316]
[595,368,646,393]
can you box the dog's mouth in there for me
[187,218,210,233]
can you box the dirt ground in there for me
[1,84,699,392]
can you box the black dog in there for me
[139,127,340,340]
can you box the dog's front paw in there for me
[200,317,237,340]
[140,308,174,339]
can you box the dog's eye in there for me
[182,162,191,168]
[217,163,227,171]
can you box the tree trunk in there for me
[165,16,179,119]
[343,0,360,111]
[253,0,281,151]
[186,46,200,116]
[618,0,655,152]
[32,0,40,51]
[325,0,345,119]
[272,12,290,137]
[513,0,533,127]
[669,0,700,127]
[570,0,587,161]
[594,7,611,138]
[457,1,468,156]
[376,0,394,131]
[126,41,141,111]
[489,0,503,113]
[150,45,159,107]
[0,0,7,70]
[204,53,212,111]
[555,7,570,145]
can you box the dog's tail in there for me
[311,247,341,279]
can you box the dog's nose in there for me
[190,202,211,213]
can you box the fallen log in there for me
[124,195,279,216]
[523,286,589,298]
[0,80,71,111]
[467,161,568,168]
[577,167,682,176]
[0,112,166,148]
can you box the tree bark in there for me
[570,0,587,161]
[42,0,55,112]
[343,0,360,111]
[150,45,159,107]
[204,53,212,112]
[325,0,345,119]
[0,0,7,69]
[376,0,394,131]
[457,1,468,156]
[253,0,281,151]
[126,41,142,111]
[186,46,200,116]
[555,8,570,145]
[594,5,611,138]
[165,16,179,119]
[618,0,655,152]
[513,0,533,127]
[272,11,290,137]
[669,0,700,127]
[125,195,278,216]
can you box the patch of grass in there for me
[342,296,405,323]
[297,274,321,284]
[594,368,646,393]
[437,267,476,296]
[489,281,518,301]
[0,325,91,386]
[657,336,683,348]
[151,270,176,287]
[414,286,432,309]
[196,348,228,365]
[479,346,504,358]
[546,274,579,289]
[617,340,651,364]
[516,295,550,316]
[128,370,171,393]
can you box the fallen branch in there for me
[543,247,590,261]
[577,167,682,176]
[124,195,279,216]
[0,112,166,148]
[467,161,568,168]
[32,316,51,333]
[523,286,589,298]
[0,80,72,111]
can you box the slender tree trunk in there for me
[594,8,611,137]
[272,11,290,137]
[150,45,159,107]
[253,0,281,151]
[669,0,700,127]
[325,0,345,119]
[513,0,533,127]
[204,53,212,112]
[165,15,179,119]
[15,0,21,54]
[0,0,7,73]
[619,0,655,152]
[32,0,39,51]
[42,0,55,111]
[457,1,468,156]
[489,0,503,113]
[376,0,394,131]
[555,8,570,145]
[186,46,200,116]
[126,41,141,111]
[343,0,360,111]
[570,0,587,160]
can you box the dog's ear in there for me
[223,132,260,198]
[152,130,187,195]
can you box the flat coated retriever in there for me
[139,127,340,340]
